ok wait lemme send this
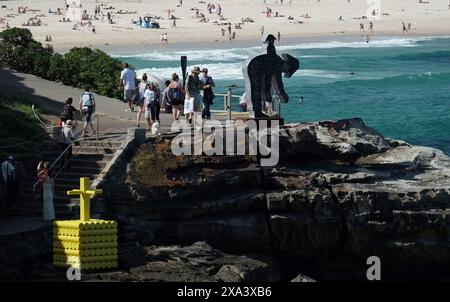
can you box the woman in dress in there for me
[42,165,55,221]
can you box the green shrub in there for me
[0,28,123,99]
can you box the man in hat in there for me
[1,155,17,212]
[185,66,203,124]
[201,68,215,120]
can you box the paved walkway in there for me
[0,68,174,134]
[0,215,49,236]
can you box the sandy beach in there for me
[1,0,450,52]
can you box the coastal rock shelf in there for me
[95,118,450,280]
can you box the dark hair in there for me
[66,97,73,105]
[85,85,90,91]
[123,63,129,68]
[142,73,148,81]
[165,80,171,87]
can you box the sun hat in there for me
[191,66,201,74]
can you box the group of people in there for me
[1,156,54,221]
[119,63,216,132]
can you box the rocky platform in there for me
[95,117,450,281]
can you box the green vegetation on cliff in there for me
[0,28,123,99]
[0,91,47,159]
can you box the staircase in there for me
[15,134,124,219]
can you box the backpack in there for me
[169,86,183,105]
[132,91,141,105]
[81,92,93,107]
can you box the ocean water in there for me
[115,36,450,155]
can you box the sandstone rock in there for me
[83,241,280,282]
[291,274,316,282]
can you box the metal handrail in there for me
[213,93,282,119]
[31,115,100,194]
[32,142,72,194]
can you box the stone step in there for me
[64,165,104,174]
[69,159,109,169]
[72,153,114,161]
[75,140,122,148]
[11,204,77,219]
[72,146,118,155]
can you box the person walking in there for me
[1,155,16,213]
[79,86,96,137]
[119,63,137,112]
[185,67,203,124]
[168,73,184,121]
[162,80,172,113]
[201,68,215,120]
[144,83,159,131]
[60,120,76,167]
[60,97,78,128]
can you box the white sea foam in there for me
[136,62,245,80]
[137,62,366,81]
[113,37,434,62]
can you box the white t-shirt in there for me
[139,81,148,99]
[144,89,155,107]
[120,68,136,90]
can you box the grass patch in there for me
[0,91,48,159]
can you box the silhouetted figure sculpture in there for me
[243,34,299,118]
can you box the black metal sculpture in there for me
[243,34,299,118]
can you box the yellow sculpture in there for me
[67,177,102,221]
[53,178,118,270]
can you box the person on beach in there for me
[402,22,407,33]
[120,63,137,112]
[79,86,96,137]
[168,73,184,121]
[185,67,203,124]
[201,68,215,120]
[144,83,159,130]
[277,31,281,43]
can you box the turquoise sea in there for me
[115,36,450,155]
